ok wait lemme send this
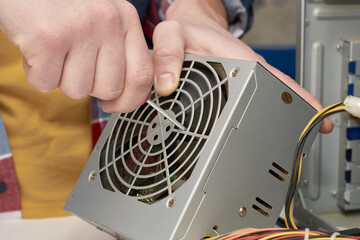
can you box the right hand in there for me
[0,0,153,112]
[151,0,333,133]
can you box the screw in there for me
[331,190,338,198]
[303,179,309,186]
[336,44,342,52]
[168,198,176,207]
[238,207,247,217]
[71,192,75,199]
[302,152,307,158]
[88,171,97,181]
[231,68,240,78]
[213,225,219,235]
[305,18,310,27]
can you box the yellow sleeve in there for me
[0,30,92,218]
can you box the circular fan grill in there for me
[99,61,229,204]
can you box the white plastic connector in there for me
[344,95,360,118]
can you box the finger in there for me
[319,118,333,134]
[152,21,185,96]
[101,25,153,113]
[23,46,67,92]
[90,38,126,101]
[58,43,98,99]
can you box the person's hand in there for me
[152,0,333,134]
[0,0,153,112]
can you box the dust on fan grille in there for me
[99,61,229,204]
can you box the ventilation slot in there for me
[252,205,269,217]
[256,197,272,210]
[252,197,272,217]
[269,162,288,182]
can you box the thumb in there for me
[152,21,185,96]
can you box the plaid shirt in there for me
[0,0,252,219]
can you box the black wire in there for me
[284,108,345,228]
[285,109,346,228]
[285,111,336,228]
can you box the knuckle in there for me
[120,2,139,23]
[96,2,123,27]
[31,29,67,53]
[153,45,183,65]
[101,101,137,114]
[153,20,181,39]
[60,86,90,99]
[66,92,89,99]
[28,75,58,93]
[130,66,154,87]
[92,89,123,101]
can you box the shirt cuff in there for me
[222,0,250,38]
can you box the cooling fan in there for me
[65,54,318,240]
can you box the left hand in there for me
[152,0,333,134]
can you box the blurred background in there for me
[243,0,297,80]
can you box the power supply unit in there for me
[65,54,318,239]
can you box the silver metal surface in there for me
[146,99,186,131]
[65,54,318,240]
[338,40,360,210]
[298,0,360,214]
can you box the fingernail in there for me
[155,72,177,96]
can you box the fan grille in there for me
[99,60,228,204]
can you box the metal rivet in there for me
[167,198,176,207]
[336,44,342,52]
[281,92,293,104]
[231,67,240,78]
[89,171,97,181]
[303,179,309,186]
[331,190,338,198]
[238,207,247,217]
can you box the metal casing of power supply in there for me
[65,54,317,240]
[297,0,360,213]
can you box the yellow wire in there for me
[300,103,344,139]
[258,231,319,240]
[286,104,345,229]
[204,228,286,240]
[208,104,347,235]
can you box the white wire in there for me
[304,228,310,240]
[330,232,340,240]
